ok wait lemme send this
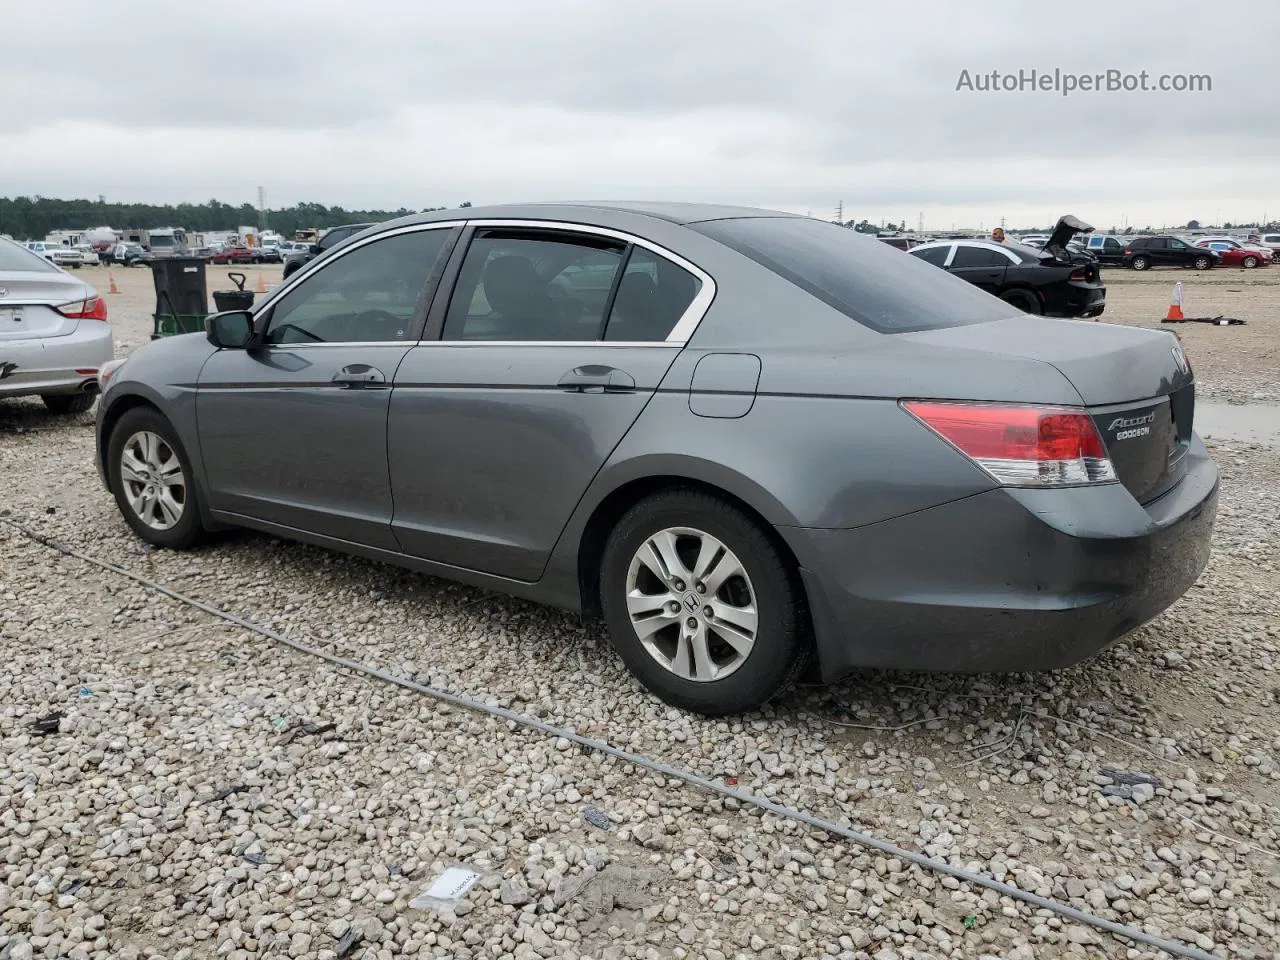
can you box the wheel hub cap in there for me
[120,430,186,531]
[625,526,758,683]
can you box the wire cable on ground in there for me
[3,518,1222,960]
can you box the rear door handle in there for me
[331,364,386,389]
[557,364,636,394]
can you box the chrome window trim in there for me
[254,340,676,350]
[462,218,717,344]
[250,217,716,348]
[250,221,466,320]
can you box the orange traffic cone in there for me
[1163,281,1184,322]
[108,272,119,294]
[254,272,267,294]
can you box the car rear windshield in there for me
[0,239,58,273]
[691,217,1015,333]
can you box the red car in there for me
[1194,240,1270,268]
[211,246,265,265]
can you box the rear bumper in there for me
[1054,281,1106,318]
[788,436,1218,677]
[0,321,114,398]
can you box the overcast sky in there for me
[2,1,1275,229]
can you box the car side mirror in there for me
[310,243,323,255]
[205,310,257,349]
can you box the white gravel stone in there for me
[2,383,1279,960]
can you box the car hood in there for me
[1044,215,1094,262]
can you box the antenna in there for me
[257,186,267,233]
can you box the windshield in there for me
[691,217,1016,333]
[0,238,59,272]
[151,235,175,248]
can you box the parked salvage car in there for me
[282,222,376,279]
[1122,236,1218,270]
[211,246,269,265]
[1082,235,1128,266]
[1257,233,1280,262]
[94,203,1218,715]
[104,242,149,266]
[909,216,1106,318]
[0,236,113,413]
[1195,240,1269,269]
[877,235,926,251]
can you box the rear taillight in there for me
[903,401,1117,487]
[57,296,108,321]
[1068,268,1089,281]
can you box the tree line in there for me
[0,196,475,241]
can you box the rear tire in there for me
[599,489,808,716]
[1130,256,1151,271]
[1193,255,1212,270]
[41,393,95,415]
[999,289,1041,314]
[107,407,205,550]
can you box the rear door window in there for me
[694,217,1012,333]
[443,230,627,341]
[950,245,1009,268]
[603,247,702,342]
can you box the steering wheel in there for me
[354,309,406,340]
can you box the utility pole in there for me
[258,186,267,233]
[835,200,843,224]
[917,211,923,234]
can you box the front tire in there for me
[1242,255,1259,269]
[41,393,95,415]
[1193,255,1213,270]
[107,407,205,549]
[599,490,807,716]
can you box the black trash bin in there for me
[150,256,209,337]
[150,257,208,316]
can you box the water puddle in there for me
[1196,402,1280,447]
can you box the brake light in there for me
[1123,248,1132,255]
[57,296,108,321]
[1068,268,1089,281]
[903,401,1117,487]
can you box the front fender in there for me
[95,334,217,502]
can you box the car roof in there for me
[390,201,801,230]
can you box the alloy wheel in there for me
[119,431,187,530]
[624,527,758,682]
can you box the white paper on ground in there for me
[410,866,481,909]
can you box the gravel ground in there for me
[1,264,1278,960]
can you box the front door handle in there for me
[557,364,636,394]
[331,364,386,389]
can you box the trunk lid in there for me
[0,272,92,340]
[907,316,1195,503]
[1043,214,1094,262]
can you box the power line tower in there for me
[257,186,267,233]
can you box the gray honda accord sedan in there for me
[94,203,1218,715]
